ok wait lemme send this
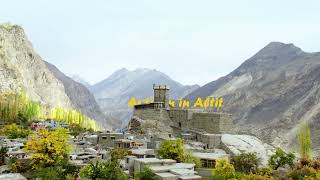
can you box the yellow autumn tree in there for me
[25,127,71,168]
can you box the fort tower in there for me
[153,84,170,108]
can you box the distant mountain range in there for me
[186,42,320,152]
[0,24,112,129]
[89,68,199,126]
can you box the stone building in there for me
[129,84,233,135]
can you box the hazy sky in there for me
[1,0,319,86]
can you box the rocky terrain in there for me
[45,62,114,129]
[0,24,112,129]
[90,68,199,126]
[186,42,320,153]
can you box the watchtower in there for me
[153,84,170,108]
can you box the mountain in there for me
[90,68,199,126]
[45,62,114,129]
[0,24,112,129]
[186,42,320,152]
[70,75,91,88]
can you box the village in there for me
[0,85,276,180]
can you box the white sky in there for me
[1,0,320,86]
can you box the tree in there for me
[212,158,236,179]
[158,138,200,167]
[1,123,31,139]
[68,123,86,137]
[298,122,312,160]
[111,148,131,161]
[35,166,63,180]
[231,152,260,173]
[79,161,127,180]
[135,168,156,180]
[158,138,185,162]
[25,127,71,168]
[268,148,295,170]
[0,147,8,166]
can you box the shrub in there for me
[231,152,259,174]
[9,158,33,173]
[80,161,127,180]
[35,166,63,180]
[256,167,273,176]
[135,168,156,180]
[183,151,201,168]
[287,165,318,179]
[1,123,31,139]
[268,148,295,170]
[212,158,236,179]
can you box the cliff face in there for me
[186,42,320,152]
[0,24,73,108]
[0,24,111,129]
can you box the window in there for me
[201,159,215,168]
[110,136,115,140]
[102,136,107,140]
[178,122,182,128]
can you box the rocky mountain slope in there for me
[90,68,199,126]
[186,42,320,153]
[45,62,114,129]
[71,75,91,88]
[0,24,111,129]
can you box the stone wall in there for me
[133,108,170,122]
[132,106,233,135]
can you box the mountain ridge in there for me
[186,42,320,152]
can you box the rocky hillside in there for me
[0,24,111,129]
[90,68,199,126]
[71,75,91,88]
[186,42,320,153]
[45,62,114,129]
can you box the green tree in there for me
[0,147,8,166]
[158,138,200,167]
[35,166,63,180]
[79,161,127,180]
[1,123,31,139]
[231,152,260,174]
[158,138,185,162]
[298,122,312,160]
[111,148,131,161]
[212,158,237,179]
[24,127,71,168]
[68,123,86,137]
[268,148,295,170]
[135,168,156,180]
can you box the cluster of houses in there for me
[66,130,232,180]
[30,119,68,130]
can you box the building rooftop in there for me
[149,163,195,172]
[193,152,228,160]
[170,169,195,176]
[134,158,163,164]
[179,175,202,180]
[155,172,177,178]
[130,149,154,155]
